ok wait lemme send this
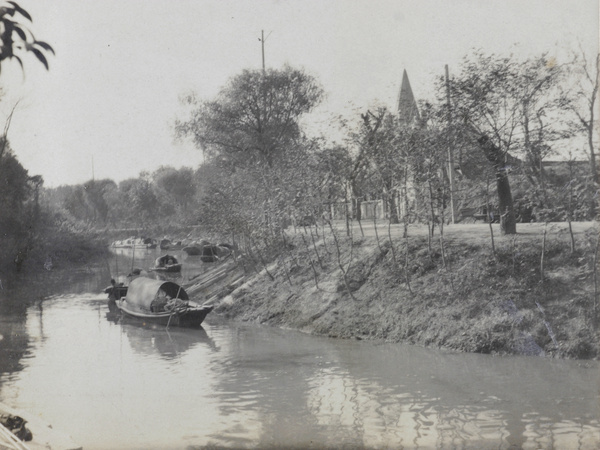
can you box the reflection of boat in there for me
[116,322,218,359]
[151,254,182,273]
[107,277,212,327]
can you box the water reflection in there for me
[114,321,218,359]
[0,265,597,449]
[300,340,600,449]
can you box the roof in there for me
[397,70,420,126]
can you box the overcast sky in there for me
[1,0,597,187]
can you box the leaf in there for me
[11,53,22,71]
[12,23,25,41]
[35,40,54,55]
[7,1,32,22]
[30,47,48,69]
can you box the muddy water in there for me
[0,249,598,449]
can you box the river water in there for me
[0,248,598,449]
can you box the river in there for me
[0,248,598,449]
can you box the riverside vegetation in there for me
[206,221,599,360]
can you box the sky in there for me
[0,0,597,187]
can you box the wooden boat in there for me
[111,237,157,250]
[200,244,232,263]
[182,245,202,255]
[151,254,182,273]
[107,277,212,327]
[104,280,128,299]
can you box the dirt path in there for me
[308,220,597,244]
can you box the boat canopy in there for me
[125,277,189,311]
[155,254,179,267]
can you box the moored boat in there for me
[107,277,212,327]
[200,244,232,263]
[182,245,202,255]
[110,237,157,250]
[151,254,182,273]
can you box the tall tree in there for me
[446,52,565,234]
[153,166,196,220]
[175,65,324,168]
[563,49,599,216]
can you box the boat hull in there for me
[151,263,182,273]
[113,300,212,327]
[182,246,201,255]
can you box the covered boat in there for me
[151,254,182,272]
[109,277,212,327]
[200,244,231,263]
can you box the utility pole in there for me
[259,30,271,72]
[261,30,265,72]
[445,64,456,224]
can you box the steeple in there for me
[397,69,420,126]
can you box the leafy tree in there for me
[175,65,324,168]
[315,145,353,212]
[354,108,404,223]
[174,66,325,246]
[0,1,54,273]
[127,172,158,228]
[446,52,565,234]
[152,166,196,220]
[562,49,599,216]
[83,179,115,225]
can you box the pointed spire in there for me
[397,69,420,126]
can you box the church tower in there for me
[397,69,420,126]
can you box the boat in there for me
[200,244,232,263]
[104,279,128,300]
[151,254,182,273]
[110,237,157,250]
[182,245,202,255]
[107,277,212,328]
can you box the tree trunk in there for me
[388,190,399,224]
[477,136,517,235]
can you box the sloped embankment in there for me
[192,223,599,359]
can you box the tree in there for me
[175,65,324,168]
[354,108,404,223]
[563,48,599,216]
[0,2,55,273]
[153,166,196,220]
[315,145,353,210]
[126,173,158,228]
[446,52,566,234]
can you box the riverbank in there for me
[204,221,599,359]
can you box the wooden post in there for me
[445,65,456,224]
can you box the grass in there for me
[210,221,599,359]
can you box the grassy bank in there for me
[211,222,599,359]
[0,221,110,280]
